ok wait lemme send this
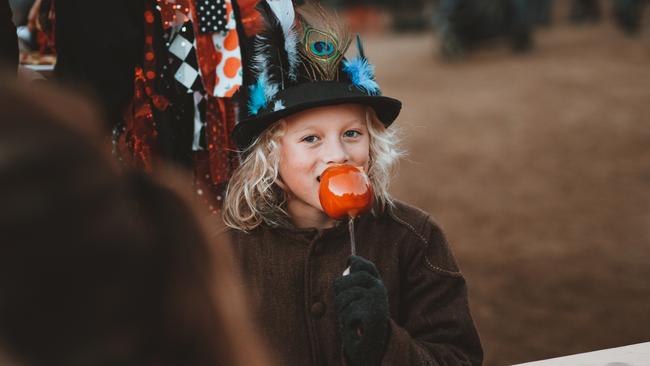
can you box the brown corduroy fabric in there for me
[224,200,483,366]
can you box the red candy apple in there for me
[319,164,373,220]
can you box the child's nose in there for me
[322,138,349,165]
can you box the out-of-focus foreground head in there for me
[0,80,271,366]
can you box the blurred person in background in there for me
[22,0,53,52]
[25,0,143,130]
[9,0,38,50]
[434,0,534,59]
[1,0,18,72]
[0,79,272,366]
[7,0,34,25]
[388,0,429,32]
[614,0,647,35]
[531,0,553,26]
[569,0,601,23]
[49,0,144,131]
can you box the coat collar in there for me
[270,213,373,244]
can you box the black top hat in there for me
[232,0,402,150]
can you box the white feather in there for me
[266,0,295,35]
[273,100,285,111]
[285,26,299,81]
[252,34,279,100]
[252,35,270,74]
[264,75,279,100]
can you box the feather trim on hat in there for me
[267,0,299,82]
[251,0,298,89]
[343,35,381,96]
[297,1,351,81]
[248,71,278,115]
[247,0,300,114]
[343,58,380,96]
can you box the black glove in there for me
[333,255,390,366]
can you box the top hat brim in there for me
[232,81,402,151]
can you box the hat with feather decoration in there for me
[232,0,402,150]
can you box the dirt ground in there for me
[363,13,650,366]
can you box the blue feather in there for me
[248,74,279,115]
[343,57,381,96]
[248,78,268,115]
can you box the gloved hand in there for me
[333,255,390,366]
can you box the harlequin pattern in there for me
[165,22,203,92]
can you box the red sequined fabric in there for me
[117,2,169,172]
[118,67,159,173]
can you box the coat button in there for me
[310,301,326,318]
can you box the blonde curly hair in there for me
[223,107,403,231]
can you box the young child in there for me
[222,1,483,365]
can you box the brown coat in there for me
[227,200,483,365]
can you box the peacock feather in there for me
[297,2,351,81]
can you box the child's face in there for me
[278,103,370,221]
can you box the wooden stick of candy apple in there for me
[318,164,373,275]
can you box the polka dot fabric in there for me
[212,0,242,97]
[196,0,228,33]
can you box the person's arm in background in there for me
[27,0,42,31]
[1,0,18,73]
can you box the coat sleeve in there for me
[381,215,483,366]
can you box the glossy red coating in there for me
[319,165,373,220]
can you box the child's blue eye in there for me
[343,130,361,138]
[301,135,319,143]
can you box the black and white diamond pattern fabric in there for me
[196,0,228,34]
[165,22,203,92]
